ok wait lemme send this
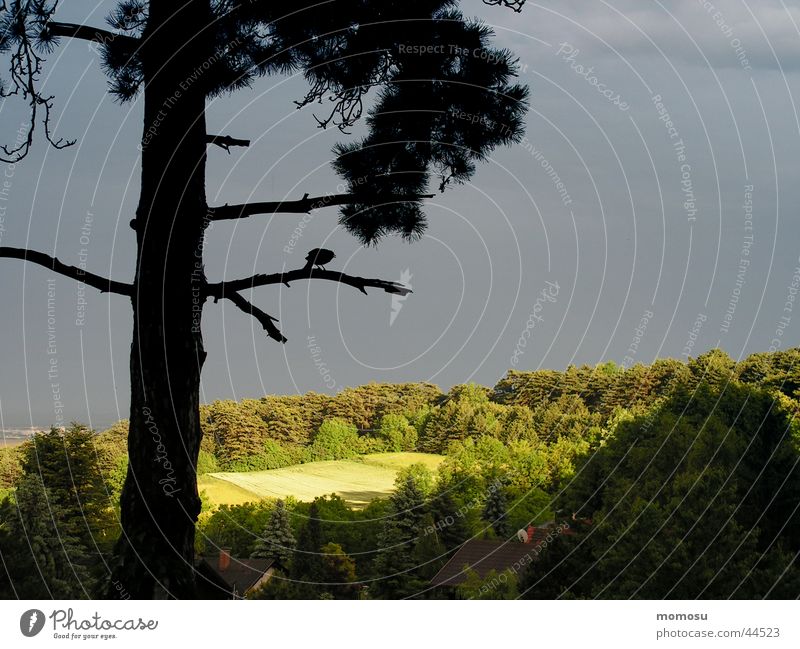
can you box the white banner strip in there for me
[1,600,798,648]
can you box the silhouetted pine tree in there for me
[0,0,528,597]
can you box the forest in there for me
[1,347,798,599]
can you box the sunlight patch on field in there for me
[358,452,444,471]
[197,475,265,506]
[201,452,444,508]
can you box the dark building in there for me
[431,524,569,589]
[195,548,275,599]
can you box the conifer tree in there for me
[21,425,118,554]
[413,513,447,583]
[251,500,296,569]
[2,475,96,598]
[373,474,428,598]
[291,501,324,595]
[482,483,509,539]
[429,489,470,550]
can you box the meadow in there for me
[198,452,443,508]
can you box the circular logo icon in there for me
[20,609,45,637]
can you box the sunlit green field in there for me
[198,452,444,508]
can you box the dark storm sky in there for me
[2,0,799,431]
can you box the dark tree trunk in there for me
[107,0,211,599]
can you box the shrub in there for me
[357,436,387,454]
[0,446,23,489]
[395,463,435,497]
[105,455,128,499]
[196,450,220,475]
[305,418,361,461]
[375,414,417,452]
[197,501,275,557]
[223,440,300,472]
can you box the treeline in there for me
[3,349,796,488]
[1,347,799,598]
[198,382,440,471]
[118,347,800,473]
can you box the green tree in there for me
[428,489,470,550]
[482,483,509,539]
[21,425,118,555]
[204,400,270,466]
[197,501,274,558]
[376,414,418,452]
[413,513,447,584]
[253,394,332,446]
[306,419,361,461]
[196,450,220,475]
[0,475,96,598]
[492,369,564,409]
[395,463,436,498]
[688,348,736,387]
[525,379,800,599]
[458,568,518,600]
[225,439,300,472]
[251,500,297,569]
[291,501,324,595]
[0,445,23,490]
[420,383,506,452]
[437,435,512,504]
[372,473,429,598]
[320,542,359,599]
[737,349,800,399]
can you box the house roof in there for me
[430,539,539,587]
[196,556,274,598]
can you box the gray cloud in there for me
[484,0,800,71]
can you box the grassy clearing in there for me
[358,452,443,471]
[202,452,444,508]
[198,474,265,507]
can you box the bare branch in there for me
[206,265,412,298]
[208,192,434,221]
[206,134,251,153]
[44,22,139,49]
[0,247,132,296]
[0,11,134,162]
[221,291,287,344]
